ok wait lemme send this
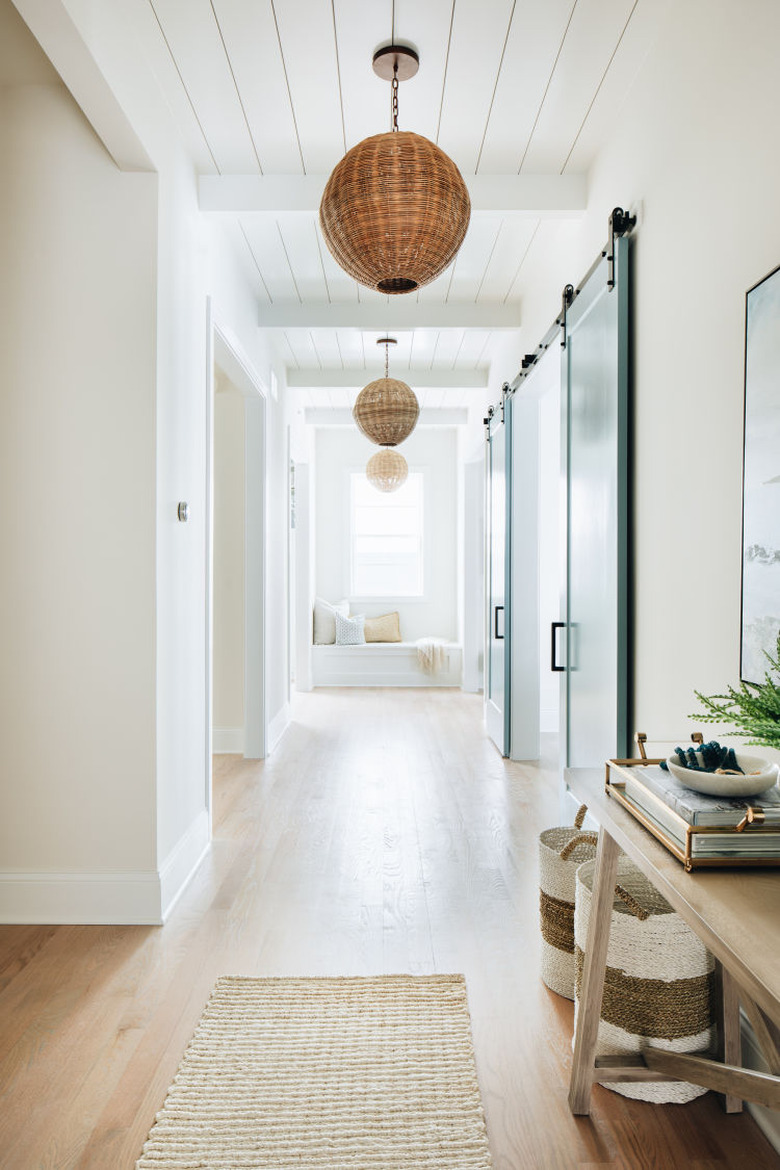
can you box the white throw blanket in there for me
[416,637,448,675]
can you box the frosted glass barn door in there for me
[486,407,510,755]
[562,235,631,767]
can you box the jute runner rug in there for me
[137,973,493,1168]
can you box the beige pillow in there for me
[364,612,402,643]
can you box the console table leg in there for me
[568,828,621,1114]
[715,960,743,1113]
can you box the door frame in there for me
[485,404,511,755]
[205,303,268,825]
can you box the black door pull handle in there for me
[494,605,504,640]
[551,622,565,671]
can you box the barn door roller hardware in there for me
[606,206,636,288]
[559,284,575,348]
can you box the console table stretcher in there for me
[566,767,780,1116]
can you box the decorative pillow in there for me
[313,597,350,645]
[334,611,366,646]
[364,612,402,643]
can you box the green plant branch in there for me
[690,633,780,751]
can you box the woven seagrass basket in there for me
[538,805,598,999]
[574,855,716,1103]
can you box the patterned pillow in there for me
[364,612,402,642]
[334,611,366,646]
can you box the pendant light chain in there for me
[391,63,399,132]
[385,340,390,379]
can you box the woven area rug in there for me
[137,974,493,1169]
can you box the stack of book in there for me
[606,758,780,870]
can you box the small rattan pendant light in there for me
[366,447,408,493]
[319,45,471,294]
[353,337,419,447]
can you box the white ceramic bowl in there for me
[665,752,780,797]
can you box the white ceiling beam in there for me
[199,173,587,217]
[262,302,519,330]
[12,0,154,171]
[287,368,488,390]
[304,408,469,427]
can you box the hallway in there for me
[0,689,776,1168]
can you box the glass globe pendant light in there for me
[319,45,471,294]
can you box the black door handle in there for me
[551,622,565,671]
[494,605,504,640]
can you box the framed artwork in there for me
[741,263,780,683]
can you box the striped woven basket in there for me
[538,806,598,999]
[574,856,715,1103]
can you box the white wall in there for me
[212,380,245,742]
[0,0,294,921]
[314,427,459,642]
[487,0,780,754]
[0,70,159,915]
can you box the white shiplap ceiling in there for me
[48,0,663,405]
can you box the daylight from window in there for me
[350,472,423,597]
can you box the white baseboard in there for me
[159,809,211,922]
[268,702,290,754]
[0,870,162,925]
[212,726,245,754]
[742,1015,780,1152]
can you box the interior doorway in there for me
[205,311,268,820]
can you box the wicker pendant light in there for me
[353,338,419,447]
[366,448,408,493]
[319,45,470,294]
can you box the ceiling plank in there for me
[276,220,330,302]
[392,0,458,143]
[475,0,577,174]
[270,0,347,171]
[259,302,520,329]
[199,172,587,214]
[562,0,673,173]
[287,368,488,389]
[477,218,539,302]
[210,0,305,173]
[150,0,262,172]
[435,0,517,175]
[445,217,503,301]
[520,0,638,173]
[241,218,301,302]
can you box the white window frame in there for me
[347,466,428,603]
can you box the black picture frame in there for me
[740,262,780,683]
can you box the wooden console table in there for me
[566,767,780,1115]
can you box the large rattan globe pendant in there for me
[366,447,408,493]
[319,45,471,294]
[353,337,419,447]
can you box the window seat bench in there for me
[311,642,462,687]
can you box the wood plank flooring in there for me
[0,688,778,1168]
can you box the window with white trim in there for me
[350,472,424,597]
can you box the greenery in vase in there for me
[691,632,780,752]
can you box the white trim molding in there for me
[0,870,162,925]
[268,703,291,754]
[212,727,246,754]
[159,810,211,922]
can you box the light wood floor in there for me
[0,688,778,1168]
